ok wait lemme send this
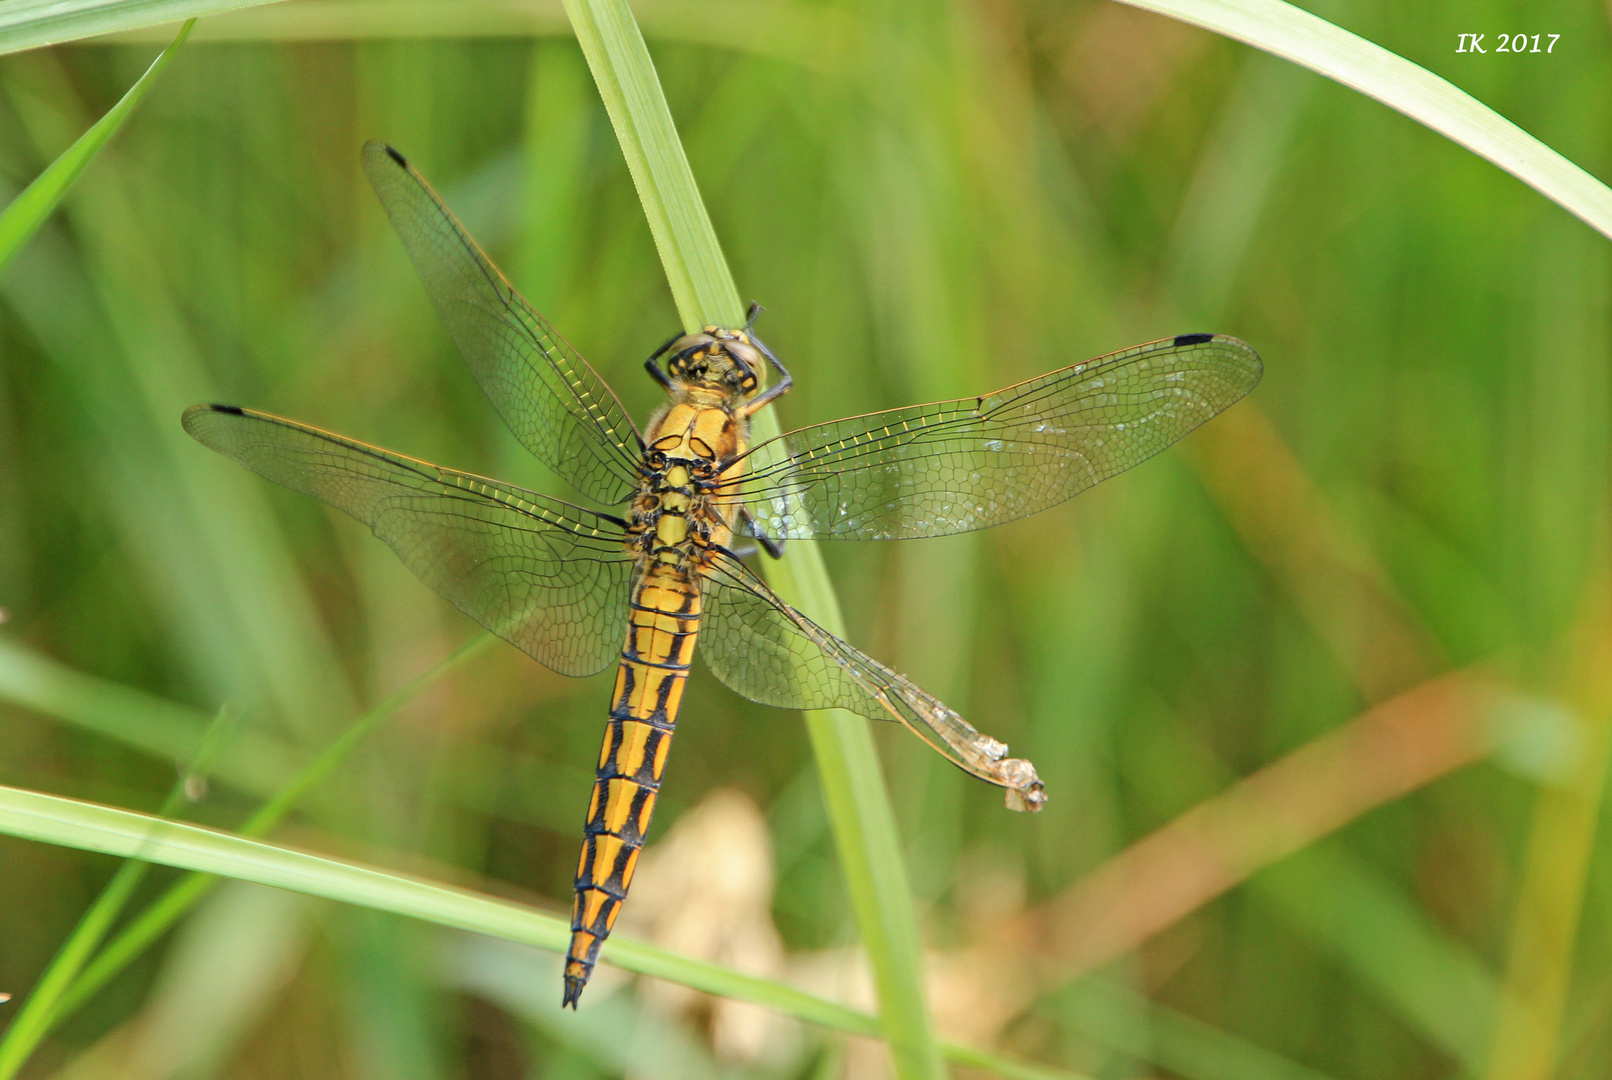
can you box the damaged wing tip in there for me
[1006,781,1048,813]
[1000,758,1046,812]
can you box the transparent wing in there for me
[184,404,632,678]
[362,141,642,505]
[737,334,1261,540]
[699,550,1044,811]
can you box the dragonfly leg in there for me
[739,507,786,559]
[643,332,681,390]
[643,358,673,391]
[739,334,792,416]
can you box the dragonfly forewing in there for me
[736,333,1261,541]
[361,142,644,505]
[699,549,1045,811]
[183,404,634,678]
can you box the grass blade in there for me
[0,707,235,1080]
[1120,0,1612,241]
[20,634,495,1049]
[0,782,1082,1079]
[0,18,192,273]
[0,783,579,960]
[0,1,270,55]
[1484,578,1612,1079]
[560,1,944,1075]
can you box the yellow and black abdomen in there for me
[563,564,700,1006]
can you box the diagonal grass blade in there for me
[0,18,193,273]
[1119,0,1612,241]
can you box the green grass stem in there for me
[560,1,944,1075]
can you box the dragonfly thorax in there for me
[629,401,746,571]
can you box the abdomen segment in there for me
[563,568,699,1007]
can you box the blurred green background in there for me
[2,1,1611,1077]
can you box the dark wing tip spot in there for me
[383,144,408,168]
[1174,332,1215,346]
[211,404,245,415]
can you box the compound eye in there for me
[668,333,712,374]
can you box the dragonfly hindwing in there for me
[699,551,1045,811]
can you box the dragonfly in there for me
[184,141,1262,1008]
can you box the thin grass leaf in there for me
[0,0,267,55]
[560,1,944,1075]
[0,783,1082,1080]
[1120,0,1612,241]
[27,634,495,1045]
[0,706,236,1080]
[1484,584,1612,1080]
[235,631,497,838]
[0,18,192,272]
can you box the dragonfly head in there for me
[663,327,765,403]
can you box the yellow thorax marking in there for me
[655,514,689,545]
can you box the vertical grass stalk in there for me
[559,2,945,1075]
[1484,568,1612,1080]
